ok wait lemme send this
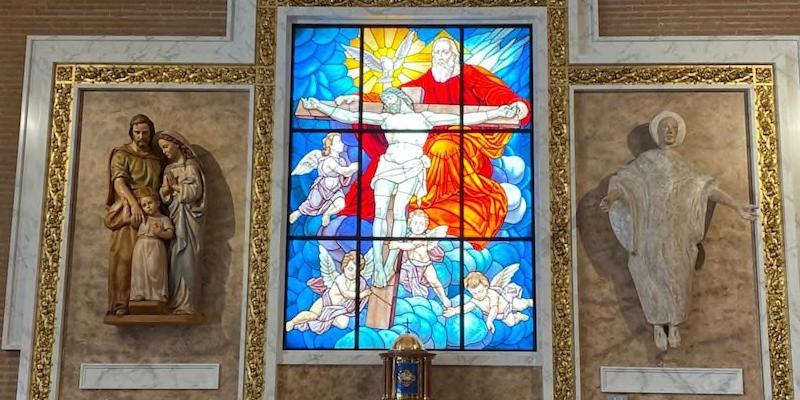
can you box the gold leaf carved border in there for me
[568,65,792,400]
[29,64,257,400]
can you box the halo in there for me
[649,111,686,147]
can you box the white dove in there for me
[341,31,417,86]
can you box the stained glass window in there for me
[284,25,535,351]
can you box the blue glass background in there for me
[462,240,535,350]
[292,27,361,130]
[463,27,532,128]
[288,132,360,238]
[284,239,359,349]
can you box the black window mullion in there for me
[353,26,366,350]
[458,26,466,351]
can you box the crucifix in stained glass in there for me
[285,26,536,351]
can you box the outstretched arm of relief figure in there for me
[599,187,623,212]
[709,187,758,221]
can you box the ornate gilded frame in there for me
[568,65,792,400]
[27,1,573,400]
[29,65,257,399]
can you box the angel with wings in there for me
[388,209,452,307]
[285,246,373,334]
[289,132,358,227]
[444,263,534,333]
[341,31,417,86]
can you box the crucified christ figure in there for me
[301,87,517,328]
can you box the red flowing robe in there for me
[342,65,530,247]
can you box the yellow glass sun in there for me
[344,28,457,95]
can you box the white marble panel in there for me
[570,0,800,398]
[266,6,551,400]
[600,366,743,395]
[79,363,220,390]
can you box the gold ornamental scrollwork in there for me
[568,64,792,400]
[72,65,256,85]
[568,65,755,86]
[548,1,574,400]
[29,81,73,400]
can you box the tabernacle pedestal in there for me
[380,329,435,400]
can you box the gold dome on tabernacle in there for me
[391,331,425,351]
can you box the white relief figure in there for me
[443,264,534,333]
[285,246,373,334]
[290,132,358,227]
[600,111,758,351]
[341,31,417,86]
[301,88,518,293]
[388,209,452,307]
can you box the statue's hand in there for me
[738,204,759,221]
[600,190,622,212]
[335,94,359,106]
[599,196,612,212]
[498,105,517,118]
[147,221,159,236]
[165,172,177,188]
[130,203,144,227]
[509,101,529,120]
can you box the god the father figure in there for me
[104,114,164,316]
[600,110,757,351]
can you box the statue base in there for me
[103,313,206,326]
[128,300,167,315]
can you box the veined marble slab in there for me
[600,366,743,395]
[79,363,220,390]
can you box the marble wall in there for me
[56,90,250,399]
[573,91,763,399]
[277,365,542,400]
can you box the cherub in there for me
[290,132,358,227]
[285,246,373,334]
[341,31,417,86]
[443,264,533,333]
[388,209,451,307]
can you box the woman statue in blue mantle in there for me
[157,130,206,315]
